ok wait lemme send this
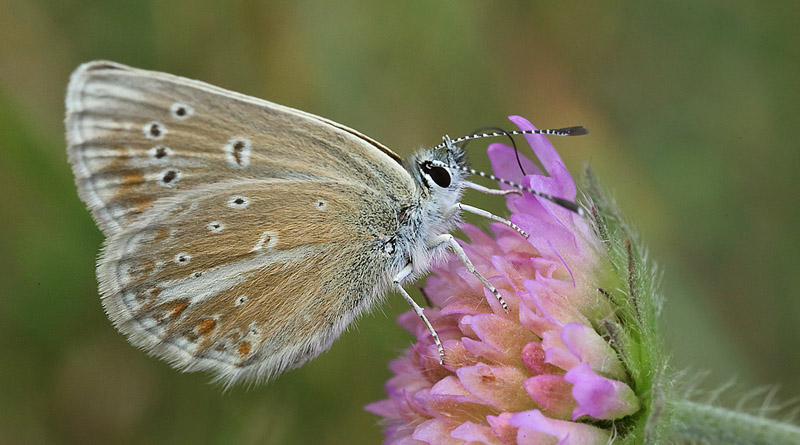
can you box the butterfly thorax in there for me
[394,146,469,282]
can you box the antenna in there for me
[437,129,588,216]
[432,126,588,151]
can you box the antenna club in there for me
[555,126,589,136]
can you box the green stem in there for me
[671,399,800,444]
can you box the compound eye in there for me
[420,162,451,188]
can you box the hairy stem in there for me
[671,399,800,444]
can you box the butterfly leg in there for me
[456,203,529,238]
[428,234,509,313]
[394,264,445,364]
[465,181,522,196]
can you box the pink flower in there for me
[367,116,644,444]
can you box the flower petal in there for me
[385,358,431,397]
[487,141,543,186]
[522,279,587,328]
[450,421,503,444]
[564,363,640,420]
[457,364,534,412]
[520,341,561,376]
[507,115,576,200]
[486,412,517,444]
[510,409,611,445]
[364,399,399,418]
[541,330,580,372]
[523,374,576,420]
[414,391,494,423]
[560,322,626,379]
[462,313,536,365]
[412,419,462,445]
[518,301,556,337]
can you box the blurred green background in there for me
[1,1,798,443]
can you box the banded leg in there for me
[430,234,509,312]
[465,181,521,196]
[456,203,529,238]
[393,263,444,364]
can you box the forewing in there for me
[100,178,397,386]
[66,61,411,234]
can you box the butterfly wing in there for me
[66,61,418,385]
[100,178,400,386]
[66,61,411,234]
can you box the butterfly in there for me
[65,61,584,387]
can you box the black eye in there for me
[420,162,451,188]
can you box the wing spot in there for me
[315,199,327,211]
[106,153,152,212]
[227,195,250,209]
[149,145,172,161]
[170,103,194,119]
[207,221,225,232]
[167,299,190,320]
[197,318,217,336]
[185,318,216,342]
[235,296,248,306]
[227,330,242,342]
[159,169,181,187]
[252,231,278,251]
[224,137,252,168]
[144,121,166,140]
[238,341,252,357]
[174,253,191,265]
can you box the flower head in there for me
[367,116,664,444]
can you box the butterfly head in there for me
[409,136,469,202]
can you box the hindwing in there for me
[100,179,399,386]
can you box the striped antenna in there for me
[432,159,585,216]
[432,126,588,151]
[436,131,587,215]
